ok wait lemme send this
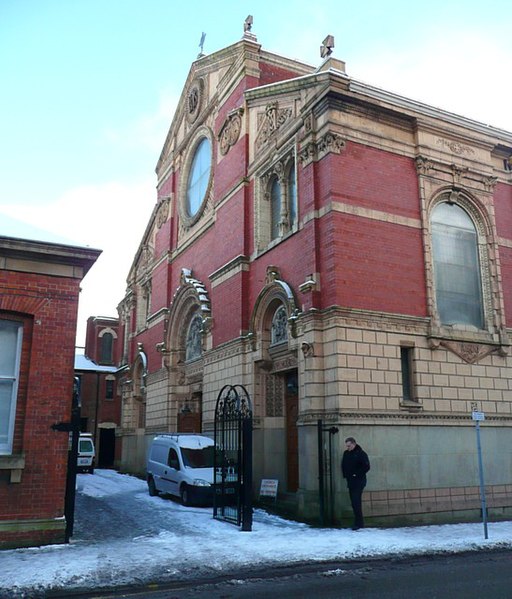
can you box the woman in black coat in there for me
[341,436,370,530]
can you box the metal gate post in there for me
[241,417,253,531]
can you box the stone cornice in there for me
[298,410,512,426]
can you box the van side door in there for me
[164,448,181,497]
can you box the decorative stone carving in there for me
[219,108,244,155]
[185,78,204,124]
[303,114,313,134]
[298,132,345,167]
[271,305,288,345]
[298,142,317,166]
[451,164,468,185]
[436,138,475,156]
[482,176,498,193]
[139,244,153,274]
[415,155,434,175]
[156,196,170,228]
[272,354,298,372]
[255,101,292,148]
[265,265,281,284]
[317,132,345,156]
[301,342,314,357]
[431,339,501,364]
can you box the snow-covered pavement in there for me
[1,470,511,597]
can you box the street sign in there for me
[472,411,485,421]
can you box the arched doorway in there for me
[166,268,212,432]
[251,266,301,494]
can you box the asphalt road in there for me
[55,548,512,599]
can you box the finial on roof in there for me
[320,35,334,59]
[197,32,206,59]
[242,15,257,42]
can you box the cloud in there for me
[353,28,512,131]
[104,89,179,155]
[0,179,156,345]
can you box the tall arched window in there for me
[186,137,211,218]
[288,162,297,228]
[431,202,484,329]
[100,332,113,364]
[270,177,281,240]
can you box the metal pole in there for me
[328,430,334,525]
[317,420,325,527]
[475,420,488,539]
[241,417,253,532]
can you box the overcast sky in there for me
[1,0,511,345]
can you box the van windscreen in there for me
[79,440,93,452]
[181,446,214,468]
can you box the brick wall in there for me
[0,269,81,548]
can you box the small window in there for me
[186,137,211,218]
[105,379,114,400]
[400,346,415,402]
[0,319,23,454]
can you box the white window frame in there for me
[0,319,23,454]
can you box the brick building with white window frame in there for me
[0,235,100,548]
[116,22,512,525]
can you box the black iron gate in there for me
[213,384,253,531]
[318,419,339,526]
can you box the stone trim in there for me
[209,254,250,287]
[0,454,25,483]
[298,410,512,426]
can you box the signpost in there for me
[471,408,488,539]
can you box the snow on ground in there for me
[1,470,511,597]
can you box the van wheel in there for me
[89,467,94,474]
[148,477,159,497]
[180,485,190,506]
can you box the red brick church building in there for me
[117,22,512,524]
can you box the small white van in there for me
[146,434,214,506]
[77,433,95,474]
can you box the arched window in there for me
[431,202,484,329]
[271,305,288,345]
[288,162,297,228]
[185,314,203,361]
[270,177,281,240]
[100,332,113,364]
[186,137,211,218]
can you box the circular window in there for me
[186,137,211,218]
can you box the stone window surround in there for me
[178,126,214,230]
[425,188,506,347]
[254,146,298,252]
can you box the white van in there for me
[77,433,95,474]
[146,434,214,506]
